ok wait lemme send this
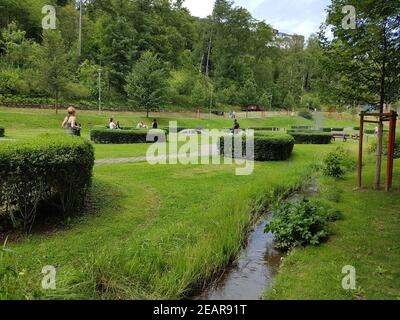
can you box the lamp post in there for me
[78,0,82,57]
[98,68,102,114]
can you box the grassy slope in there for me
[265,158,400,300]
[0,144,336,299]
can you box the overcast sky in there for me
[184,0,331,39]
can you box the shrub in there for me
[90,126,166,144]
[265,198,340,250]
[322,146,356,178]
[370,134,400,159]
[298,111,313,120]
[248,127,281,132]
[0,135,94,231]
[0,127,4,137]
[219,132,294,161]
[289,132,332,144]
[290,126,312,131]
[364,129,389,135]
[162,127,190,135]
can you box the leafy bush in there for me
[90,126,166,144]
[288,132,332,144]
[298,111,313,120]
[0,127,4,137]
[219,132,294,161]
[265,198,341,250]
[369,134,400,159]
[0,135,94,231]
[322,146,356,178]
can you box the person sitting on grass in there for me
[152,119,158,129]
[136,121,145,129]
[232,119,240,134]
[62,107,80,136]
[109,118,117,130]
[116,121,122,129]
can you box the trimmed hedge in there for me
[289,132,332,144]
[90,126,166,144]
[249,127,282,132]
[162,127,190,135]
[298,111,313,120]
[0,135,94,231]
[290,126,312,131]
[364,129,389,135]
[0,127,4,137]
[220,132,294,161]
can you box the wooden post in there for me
[386,111,397,191]
[375,118,384,190]
[358,112,365,189]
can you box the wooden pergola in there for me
[358,111,398,191]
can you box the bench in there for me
[332,131,350,142]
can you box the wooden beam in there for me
[358,112,365,189]
[386,111,397,191]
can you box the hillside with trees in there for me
[0,0,399,113]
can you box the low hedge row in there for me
[249,127,281,131]
[162,127,190,135]
[0,135,94,231]
[364,129,389,135]
[90,126,167,144]
[289,132,332,144]
[290,126,313,131]
[219,132,294,161]
[0,127,4,137]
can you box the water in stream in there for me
[196,217,283,300]
[196,183,318,300]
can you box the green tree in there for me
[323,0,400,188]
[124,51,168,117]
[35,30,71,114]
[283,93,296,111]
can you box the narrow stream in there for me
[195,183,318,301]
[196,216,283,300]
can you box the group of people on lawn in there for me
[108,118,158,130]
[62,106,239,136]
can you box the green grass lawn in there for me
[0,106,398,300]
[265,158,400,300]
[0,144,337,299]
[0,107,364,141]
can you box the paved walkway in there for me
[95,144,220,165]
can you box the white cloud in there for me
[184,0,215,18]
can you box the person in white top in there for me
[109,118,117,130]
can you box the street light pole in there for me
[78,0,82,57]
[98,69,102,114]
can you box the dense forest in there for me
[0,0,399,113]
